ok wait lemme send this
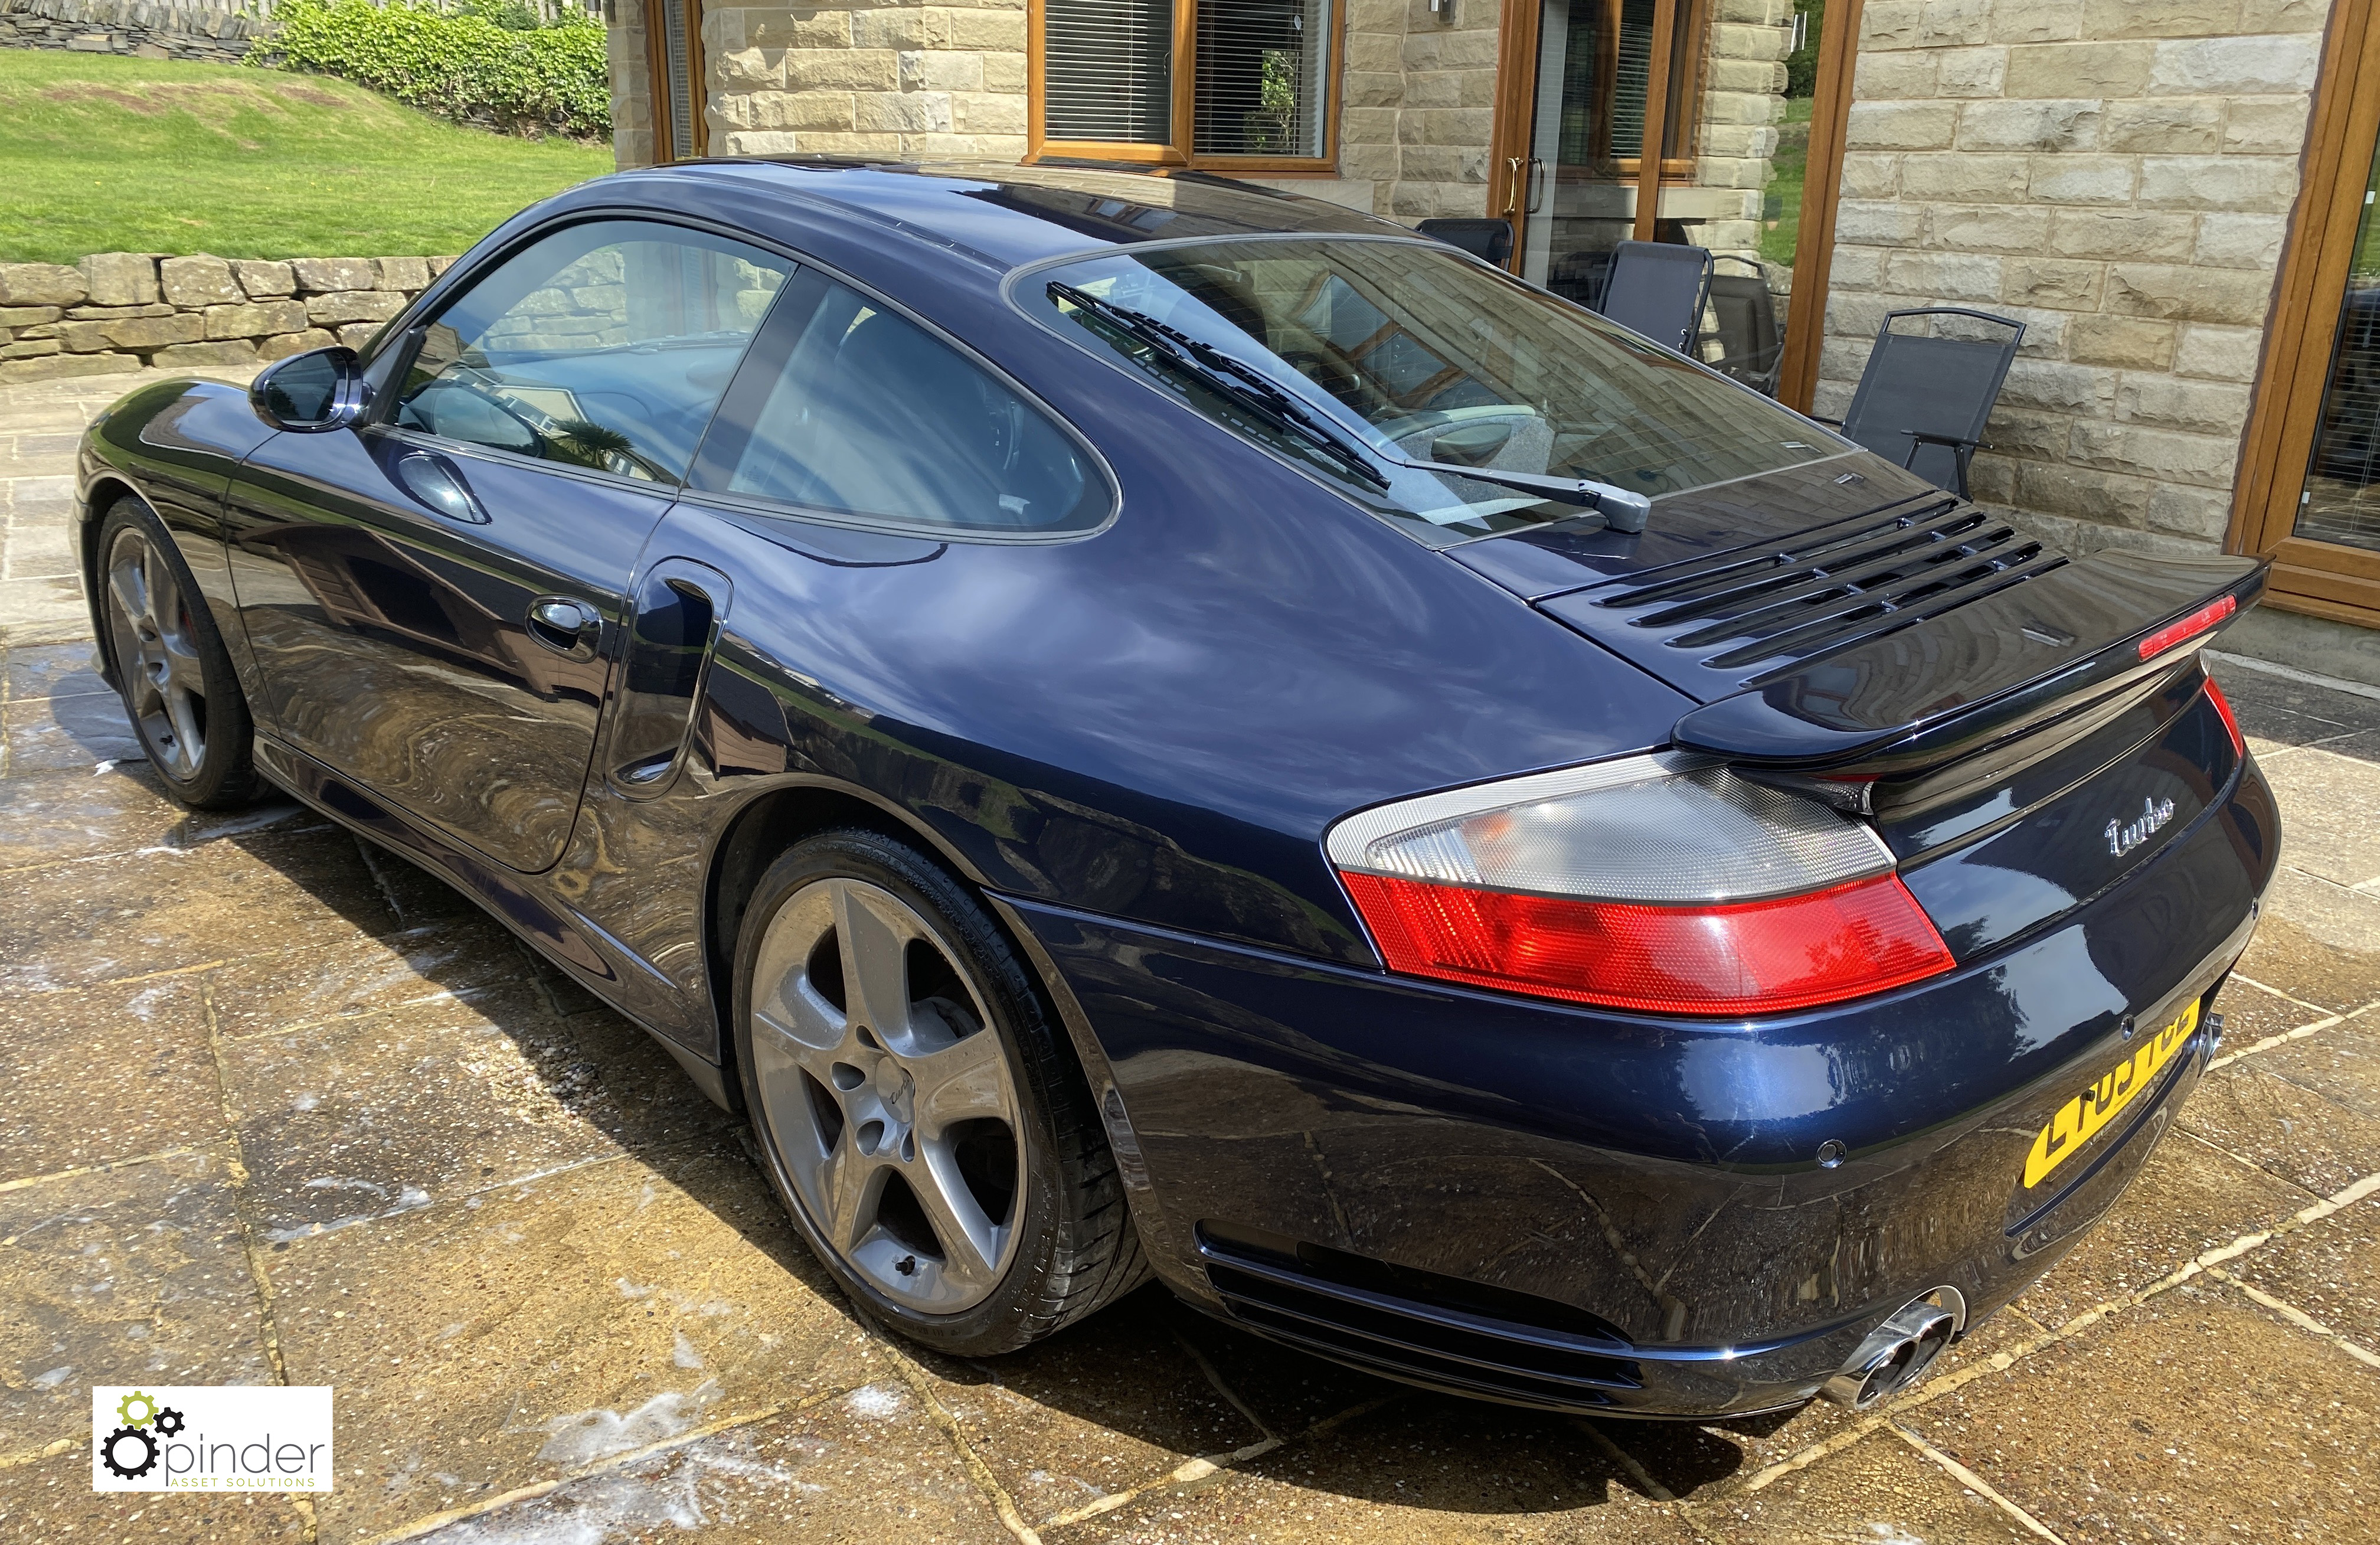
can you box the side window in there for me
[692,275,1108,533]
[393,220,792,484]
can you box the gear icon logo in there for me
[115,1390,158,1428]
[152,1407,186,1438]
[101,1423,159,1480]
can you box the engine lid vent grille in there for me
[1544,501,2070,693]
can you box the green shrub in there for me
[252,0,610,140]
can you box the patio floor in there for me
[5,368,2377,1545]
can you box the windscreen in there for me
[1019,238,1846,544]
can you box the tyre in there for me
[732,828,1146,1355]
[95,496,259,809]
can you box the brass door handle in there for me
[1502,155,1524,217]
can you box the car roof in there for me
[663,158,1420,272]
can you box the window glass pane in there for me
[1028,239,1841,547]
[699,278,1106,533]
[1612,0,1659,157]
[1045,0,1173,143]
[1524,0,1636,305]
[2295,135,2380,553]
[393,221,790,484]
[1642,0,1795,394]
[1194,0,1330,158]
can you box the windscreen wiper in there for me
[1047,282,1653,532]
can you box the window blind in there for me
[655,0,695,159]
[1044,0,1175,144]
[1612,0,1655,159]
[1192,0,1329,158]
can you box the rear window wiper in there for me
[1050,280,1390,491]
[1047,282,1652,531]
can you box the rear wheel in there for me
[96,497,257,808]
[733,828,1146,1355]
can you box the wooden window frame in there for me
[641,0,708,162]
[1026,0,1345,175]
[1611,0,1710,182]
[1495,0,1709,191]
[2225,0,2380,629]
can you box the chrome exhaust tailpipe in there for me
[1820,1288,1966,1409]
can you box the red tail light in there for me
[1342,871,1954,1015]
[2138,595,2235,660]
[2204,674,2245,758]
[1329,754,1955,1017]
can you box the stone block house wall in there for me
[1813,0,2329,565]
[1332,0,1506,222]
[609,0,1034,164]
[614,0,1794,248]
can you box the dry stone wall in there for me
[0,252,457,386]
[0,0,267,63]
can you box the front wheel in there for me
[96,497,258,808]
[733,828,1146,1356]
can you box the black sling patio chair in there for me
[1822,307,2026,498]
[1703,256,1783,395]
[1415,218,1515,267]
[1596,240,1713,355]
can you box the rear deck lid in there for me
[1451,463,2265,779]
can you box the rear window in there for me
[1018,237,1845,545]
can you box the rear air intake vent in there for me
[1196,1226,1642,1412]
[1584,500,2067,685]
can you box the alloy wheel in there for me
[749,876,1025,1313]
[103,525,208,780]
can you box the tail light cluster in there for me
[2204,674,2245,759]
[1329,755,1955,1017]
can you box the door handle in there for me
[392,450,487,524]
[1526,156,1547,215]
[526,596,601,659]
[1501,155,1524,217]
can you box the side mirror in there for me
[251,346,365,432]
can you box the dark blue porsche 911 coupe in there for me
[75,161,2277,1419]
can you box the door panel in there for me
[224,217,795,871]
[225,432,669,871]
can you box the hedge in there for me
[252,0,610,140]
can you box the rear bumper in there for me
[1006,753,2280,1417]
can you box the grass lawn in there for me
[0,50,614,263]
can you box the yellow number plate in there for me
[2022,1001,2199,1191]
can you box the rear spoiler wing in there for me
[1670,550,2267,781]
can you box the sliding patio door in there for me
[1488,0,1854,409]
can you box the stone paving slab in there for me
[1693,1429,2036,1544]
[2,370,2378,1543]
[1901,1285,2379,1542]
